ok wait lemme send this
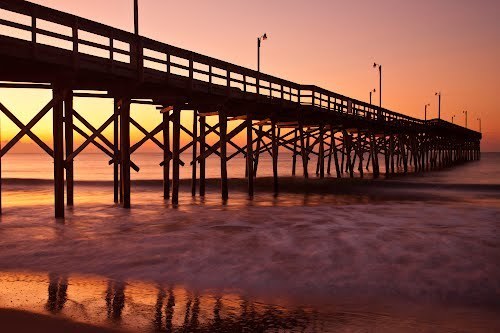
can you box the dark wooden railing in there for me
[0,0,480,136]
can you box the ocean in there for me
[0,152,499,332]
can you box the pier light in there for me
[257,33,268,73]
[435,92,441,120]
[477,117,481,132]
[451,115,455,124]
[424,103,430,121]
[373,63,382,107]
[134,0,139,35]
[463,110,468,128]
[369,88,376,105]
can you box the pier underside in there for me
[0,1,481,217]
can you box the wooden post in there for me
[292,128,297,176]
[163,111,170,199]
[319,125,325,179]
[298,122,308,178]
[390,134,395,174]
[199,115,206,196]
[332,130,341,178]
[371,133,379,178]
[113,99,120,203]
[358,132,364,178]
[384,135,390,175]
[191,110,197,196]
[53,87,65,218]
[271,119,279,193]
[253,125,263,176]
[120,98,131,208]
[64,91,74,206]
[172,107,181,204]
[219,109,228,200]
[327,128,333,175]
[246,113,254,197]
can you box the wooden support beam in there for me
[199,116,206,196]
[318,125,325,179]
[191,110,198,196]
[298,122,308,178]
[64,91,74,206]
[357,132,364,178]
[113,99,120,203]
[327,129,333,175]
[253,125,263,177]
[292,129,297,176]
[172,107,181,205]
[332,131,341,178]
[53,86,65,218]
[66,113,117,163]
[0,99,57,158]
[219,109,228,201]
[120,98,131,209]
[163,111,170,199]
[246,113,254,197]
[272,119,279,194]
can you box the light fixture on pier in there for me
[477,117,481,132]
[435,92,441,120]
[373,63,382,108]
[257,33,268,73]
[463,110,468,128]
[451,115,455,124]
[369,88,376,105]
[424,103,430,121]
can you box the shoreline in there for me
[0,309,122,333]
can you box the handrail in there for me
[0,0,480,137]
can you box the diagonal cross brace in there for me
[0,98,60,157]
[66,112,117,163]
[191,120,247,165]
[73,124,141,172]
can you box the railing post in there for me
[189,53,194,90]
[72,17,78,69]
[31,8,37,57]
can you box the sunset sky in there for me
[0,0,499,151]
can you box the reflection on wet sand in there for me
[46,273,68,313]
[0,272,324,332]
[106,280,126,321]
[1,271,499,332]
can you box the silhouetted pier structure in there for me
[0,1,482,218]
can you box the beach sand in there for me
[0,309,122,333]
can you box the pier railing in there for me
[0,1,478,135]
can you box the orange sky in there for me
[1,0,499,151]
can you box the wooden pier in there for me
[0,1,481,218]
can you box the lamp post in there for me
[134,0,139,35]
[369,88,376,105]
[373,63,382,107]
[424,103,430,121]
[435,92,441,120]
[451,115,455,124]
[463,110,468,128]
[257,33,267,73]
[477,117,481,132]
